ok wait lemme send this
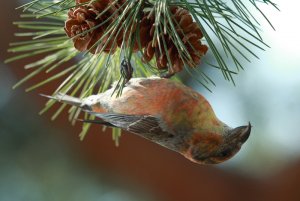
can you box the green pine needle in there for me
[7,0,277,143]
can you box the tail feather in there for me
[40,93,82,107]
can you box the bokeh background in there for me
[1,0,300,201]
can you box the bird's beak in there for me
[231,122,251,143]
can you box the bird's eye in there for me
[219,150,231,158]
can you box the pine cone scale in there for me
[74,35,92,51]
[65,0,126,54]
[64,2,208,75]
[141,6,208,74]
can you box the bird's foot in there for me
[120,59,133,83]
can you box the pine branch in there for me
[6,0,277,143]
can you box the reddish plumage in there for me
[42,78,251,164]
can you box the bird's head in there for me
[184,123,251,164]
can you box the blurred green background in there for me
[0,65,156,201]
[1,0,300,201]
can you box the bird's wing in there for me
[84,111,175,137]
[79,119,117,127]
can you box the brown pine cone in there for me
[65,0,125,54]
[142,6,208,74]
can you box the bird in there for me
[41,77,251,164]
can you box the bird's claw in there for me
[120,59,133,83]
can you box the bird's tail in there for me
[40,93,82,107]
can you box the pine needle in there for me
[7,0,277,143]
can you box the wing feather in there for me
[85,111,174,137]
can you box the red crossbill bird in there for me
[42,77,251,164]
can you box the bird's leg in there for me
[120,59,133,83]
